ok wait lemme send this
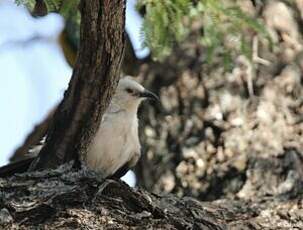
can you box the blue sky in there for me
[0,0,147,185]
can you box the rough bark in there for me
[0,167,302,229]
[32,0,126,170]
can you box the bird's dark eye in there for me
[126,88,134,94]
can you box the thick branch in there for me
[1,168,302,229]
[33,0,126,169]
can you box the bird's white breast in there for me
[86,110,140,178]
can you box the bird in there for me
[0,77,159,178]
[86,76,159,178]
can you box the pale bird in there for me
[86,76,158,178]
[0,77,159,179]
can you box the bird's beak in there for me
[140,90,160,102]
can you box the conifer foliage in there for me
[15,0,271,63]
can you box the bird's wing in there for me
[109,151,140,179]
[109,162,130,179]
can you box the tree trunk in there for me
[32,0,126,170]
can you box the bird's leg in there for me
[93,178,118,201]
[100,178,118,191]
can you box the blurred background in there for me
[1,0,303,201]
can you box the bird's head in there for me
[112,77,159,112]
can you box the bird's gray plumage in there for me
[86,77,151,178]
